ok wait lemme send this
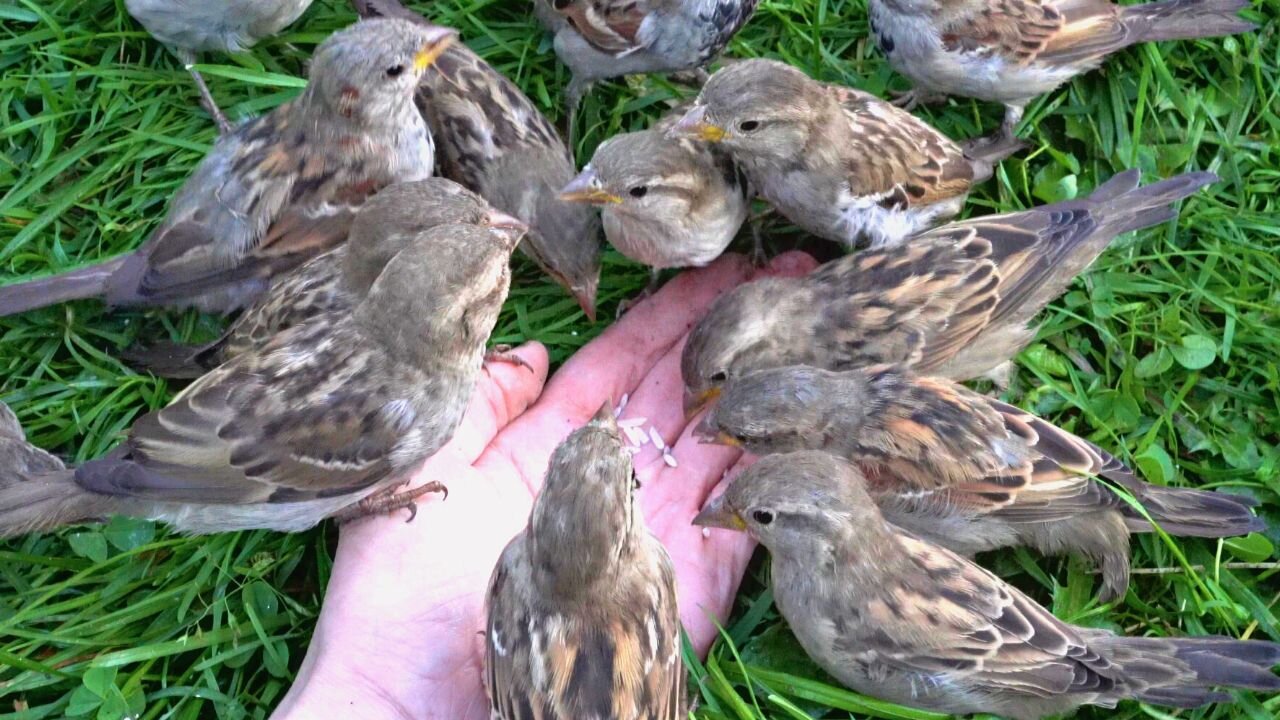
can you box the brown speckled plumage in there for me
[486,406,684,719]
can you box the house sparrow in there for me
[0,220,520,537]
[681,169,1216,415]
[485,404,685,719]
[668,58,1024,247]
[697,364,1264,600]
[694,451,1280,719]
[0,18,455,319]
[124,0,316,132]
[560,123,751,289]
[124,179,526,378]
[532,0,762,133]
[868,0,1257,140]
[351,0,605,320]
[0,402,65,481]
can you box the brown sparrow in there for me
[698,363,1264,600]
[124,179,525,378]
[868,0,1257,140]
[560,122,750,288]
[0,219,519,537]
[695,451,1280,720]
[486,404,685,719]
[124,0,316,132]
[352,0,605,319]
[0,18,455,319]
[669,58,1024,247]
[681,169,1216,415]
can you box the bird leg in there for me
[563,78,589,145]
[889,86,947,111]
[484,345,534,373]
[335,481,448,524]
[175,49,233,134]
[998,103,1026,143]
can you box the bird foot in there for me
[889,87,946,111]
[335,481,448,524]
[485,345,533,373]
[186,65,233,134]
[668,67,711,88]
[615,287,656,318]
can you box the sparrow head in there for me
[356,222,516,365]
[530,183,603,322]
[345,179,506,296]
[697,365,859,455]
[693,451,878,553]
[563,129,721,231]
[680,277,804,418]
[307,18,455,126]
[672,59,823,164]
[529,404,643,598]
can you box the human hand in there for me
[273,251,818,720]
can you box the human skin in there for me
[272,251,817,720]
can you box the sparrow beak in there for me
[413,27,456,73]
[482,210,529,249]
[692,494,746,531]
[573,276,599,323]
[693,414,740,447]
[669,105,727,143]
[559,169,622,205]
[590,401,619,430]
[682,385,721,420]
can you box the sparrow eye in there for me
[385,64,405,78]
[738,120,761,132]
[709,370,728,383]
[752,510,774,525]
[632,471,642,491]
[629,186,648,198]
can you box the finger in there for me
[752,249,819,279]
[635,401,743,530]
[484,255,755,488]
[615,338,691,472]
[434,342,550,467]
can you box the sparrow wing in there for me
[935,0,1067,65]
[553,0,657,55]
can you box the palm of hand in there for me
[274,253,815,720]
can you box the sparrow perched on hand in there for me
[669,58,1024,247]
[698,364,1264,599]
[560,121,750,288]
[868,0,1257,140]
[486,404,685,719]
[124,0,316,132]
[0,18,454,319]
[695,451,1280,720]
[125,179,525,378]
[0,403,65,481]
[681,169,1216,414]
[351,0,605,320]
[0,219,520,537]
[533,0,761,132]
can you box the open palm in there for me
[273,252,816,720]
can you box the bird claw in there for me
[485,345,533,373]
[335,481,448,525]
[889,87,945,111]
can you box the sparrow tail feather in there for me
[1124,484,1264,538]
[0,256,126,317]
[1122,0,1258,45]
[1092,634,1280,707]
[0,469,112,538]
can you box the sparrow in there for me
[868,0,1257,140]
[0,219,520,537]
[697,364,1264,600]
[694,451,1280,720]
[351,0,605,320]
[681,169,1217,415]
[533,0,762,133]
[124,0,316,132]
[124,179,526,378]
[0,402,66,481]
[0,18,455,319]
[668,58,1025,248]
[560,121,751,290]
[485,404,685,719]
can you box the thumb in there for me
[442,342,551,465]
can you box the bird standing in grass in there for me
[124,0,316,132]
[695,451,1280,720]
[680,170,1216,415]
[0,18,454,319]
[668,59,1025,248]
[867,0,1257,140]
[485,405,685,719]
[697,363,1264,600]
[0,216,521,537]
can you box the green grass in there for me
[0,0,1277,718]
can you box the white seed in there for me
[617,417,647,428]
[701,527,711,539]
[663,451,678,468]
[648,427,666,450]
[624,425,649,447]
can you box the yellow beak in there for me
[692,494,746,531]
[683,385,721,420]
[559,170,623,205]
[413,29,456,73]
[670,104,729,143]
